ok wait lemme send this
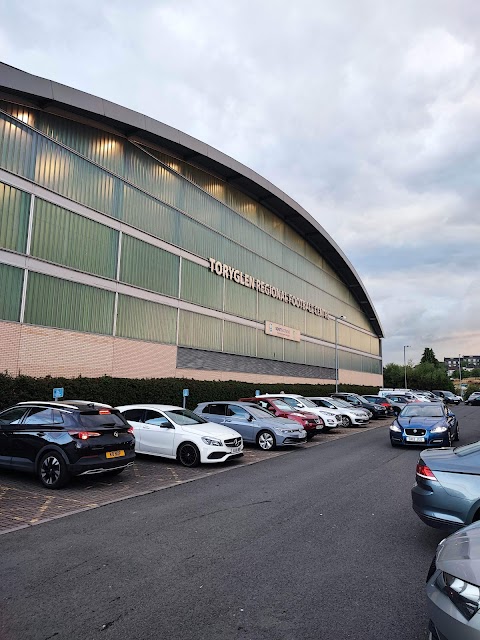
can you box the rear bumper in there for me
[69,451,136,476]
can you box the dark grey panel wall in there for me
[177,347,335,380]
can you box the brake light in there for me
[416,462,438,481]
[127,426,134,434]
[99,410,111,415]
[70,431,102,440]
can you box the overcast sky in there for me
[1,0,479,366]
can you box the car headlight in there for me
[389,423,402,432]
[201,436,223,446]
[436,572,480,620]
[430,426,447,433]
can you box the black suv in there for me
[0,401,135,488]
[330,393,388,419]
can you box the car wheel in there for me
[178,442,201,467]
[306,432,315,441]
[341,415,352,427]
[390,439,400,448]
[454,425,460,442]
[257,430,275,450]
[38,451,70,489]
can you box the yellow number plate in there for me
[106,450,125,459]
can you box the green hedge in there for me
[0,373,380,412]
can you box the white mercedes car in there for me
[307,397,371,427]
[116,404,243,467]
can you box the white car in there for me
[307,397,371,427]
[253,394,341,430]
[116,404,243,467]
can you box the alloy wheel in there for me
[257,431,275,450]
[40,455,61,486]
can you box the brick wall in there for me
[0,320,382,386]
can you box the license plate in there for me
[106,450,125,458]
[406,436,425,443]
[230,446,242,454]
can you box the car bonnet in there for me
[398,416,446,429]
[436,522,480,586]
[181,422,242,440]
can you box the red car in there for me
[239,397,322,440]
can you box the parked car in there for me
[466,392,480,406]
[306,397,370,427]
[426,521,480,638]
[330,392,388,419]
[383,394,412,415]
[252,394,341,430]
[117,404,243,467]
[194,401,307,450]
[390,402,459,448]
[410,440,480,532]
[362,395,395,416]
[0,401,135,488]
[432,390,462,405]
[238,397,321,439]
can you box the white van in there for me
[378,388,412,398]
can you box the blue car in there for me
[412,441,480,531]
[389,402,459,447]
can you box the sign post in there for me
[182,388,189,409]
[53,387,64,402]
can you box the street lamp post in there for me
[335,315,347,393]
[459,355,462,398]
[404,345,410,389]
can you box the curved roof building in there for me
[0,63,383,385]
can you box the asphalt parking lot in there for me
[0,419,390,535]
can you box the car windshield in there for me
[248,406,276,419]
[296,398,317,408]
[79,411,126,428]
[271,400,294,411]
[328,398,353,409]
[163,409,208,425]
[318,398,336,408]
[400,406,444,418]
[443,392,455,398]
[275,397,302,409]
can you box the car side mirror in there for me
[248,415,254,422]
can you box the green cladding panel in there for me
[24,273,115,335]
[178,310,222,351]
[0,182,30,253]
[0,263,23,321]
[223,322,256,357]
[116,295,177,344]
[180,260,223,311]
[284,339,306,364]
[257,332,283,361]
[31,199,118,278]
[224,278,257,321]
[119,235,179,296]
[0,112,36,180]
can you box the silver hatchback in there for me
[427,521,480,639]
[194,401,307,450]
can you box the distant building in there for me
[445,356,480,372]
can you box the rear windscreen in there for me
[79,411,127,428]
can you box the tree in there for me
[420,348,439,367]
[383,363,404,388]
